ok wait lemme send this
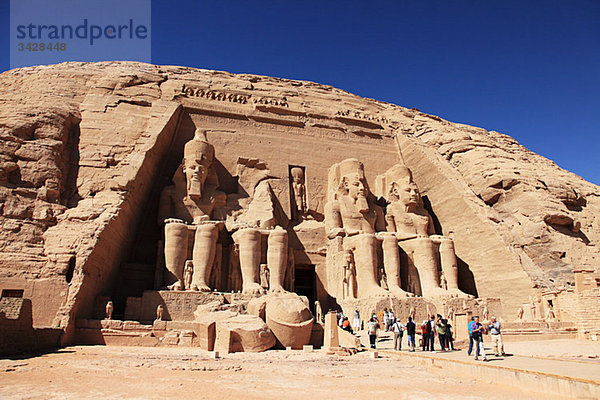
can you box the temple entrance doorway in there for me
[294,264,316,313]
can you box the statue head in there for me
[291,167,304,185]
[344,249,354,263]
[183,129,215,199]
[375,164,421,208]
[329,159,370,212]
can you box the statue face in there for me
[392,181,420,207]
[183,152,212,198]
[344,173,367,200]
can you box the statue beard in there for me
[187,178,203,199]
[356,195,369,214]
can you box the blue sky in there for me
[2,1,599,184]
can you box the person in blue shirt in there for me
[467,316,475,356]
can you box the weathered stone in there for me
[0,61,598,351]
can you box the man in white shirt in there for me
[391,319,405,351]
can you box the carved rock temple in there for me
[1,62,599,353]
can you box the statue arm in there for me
[374,205,385,232]
[325,200,345,239]
[158,186,174,225]
[427,213,436,236]
[385,213,397,233]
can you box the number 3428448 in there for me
[17,43,66,51]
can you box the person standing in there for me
[406,316,416,352]
[446,320,455,351]
[367,317,380,349]
[353,309,361,332]
[471,316,487,361]
[467,317,475,356]
[421,320,429,351]
[391,318,405,351]
[488,316,505,356]
[436,318,447,351]
[427,315,436,352]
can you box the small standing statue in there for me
[409,306,416,320]
[260,264,270,290]
[545,301,556,320]
[440,272,448,291]
[314,300,323,323]
[379,267,389,291]
[482,302,489,322]
[156,305,164,321]
[343,250,356,299]
[529,295,537,320]
[516,305,524,321]
[291,167,307,221]
[105,301,113,320]
[446,306,455,322]
[183,260,194,291]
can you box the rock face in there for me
[0,62,598,345]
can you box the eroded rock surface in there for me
[0,61,598,343]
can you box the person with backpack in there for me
[426,315,436,352]
[341,316,353,333]
[367,316,380,349]
[467,316,475,356]
[391,318,405,351]
[471,316,487,361]
[406,317,416,352]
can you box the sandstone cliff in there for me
[0,62,598,340]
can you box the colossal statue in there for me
[325,158,388,297]
[158,129,226,291]
[375,164,466,298]
[227,160,290,295]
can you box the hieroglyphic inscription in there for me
[140,290,225,321]
[180,85,289,107]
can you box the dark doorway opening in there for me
[1,289,24,298]
[294,264,316,313]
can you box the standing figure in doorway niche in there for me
[290,167,307,221]
[158,129,226,292]
[375,164,468,298]
[325,159,388,298]
[105,301,113,320]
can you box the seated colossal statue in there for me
[158,129,227,291]
[324,158,388,298]
[375,164,467,298]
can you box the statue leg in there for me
[267,227,288,293]
[163,220,188,290]
[191,223,219,292]
[232,228,264,295]
[347,234,388,298]
[433,236,469,297]
[405,237,445,298]
[381,234,413,297]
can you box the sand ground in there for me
[3,336,597,400]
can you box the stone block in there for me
[303,345,313,352]
[214,326,233,354]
